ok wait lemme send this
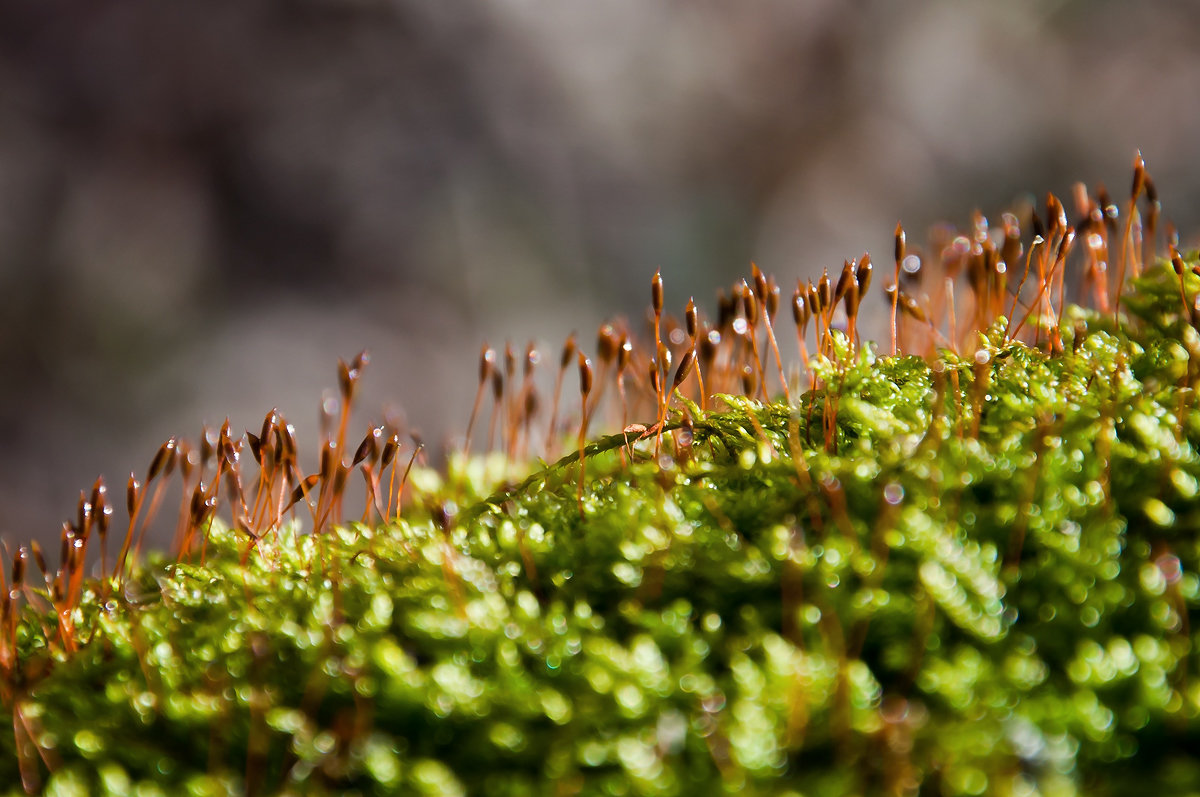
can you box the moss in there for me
[4,176,1200,794]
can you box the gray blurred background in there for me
[3,0,1200,548]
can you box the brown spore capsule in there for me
[284,475,321,513]
[560,334,577,369]
[967,247,987,295]
[806,280,820,316]
[597,324,619,364]
[59,523,73,577]
[740,281,758,322]
[844,276,861,319]
[473,345,493,383]
[1046,192,1066,233]
[1170,247,1194,324]
[338,350,368,404]
[337,359,353,402]
[1030,209,1046,242]
[1097,185,1117,222]
[381,432,400,469]
[126,474,140,517]
[259,410,279,453]
[11,547,26,590]
[886,285,927,323]
[672,348,696,390]
[147,437,179,482]
[246,432,262,465]
[29,542,48,581]
[1056,226,1076,262]
[353,427,383,467]
[698,327,720,373]
[280,424,299,463]
[792,285,809,328]
[219,420,238,468]
[504,341,517,382]
[76,490,91,541]
[617,336,633,373]
[578,351,593,398]
[657,340,672,373]
[1072,182,1091,220]
[834,260,855,307]
[751,262,768,303]
[523,388,540,420]
[740,364,757,396]
[432,501,457,535]
[765,277,780,319]
[1001,213,1022,268]
[92,479,109,529]
[319,440,337,485]
[576,351,595,514]
[1131,150,1146,199]
[177,439,196,483]
[716,290,736,330]
[199,426,217,471]
[971,210,989,244]
[855,254,873,297]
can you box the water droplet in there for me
[1156,553,1182,584]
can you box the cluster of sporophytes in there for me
[5,155,1200,795]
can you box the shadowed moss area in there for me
[6,258,1200,796]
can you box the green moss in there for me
[8,258,1200,795]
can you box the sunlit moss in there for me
[7,231,1200,794]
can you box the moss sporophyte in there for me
[6,156,1200,795]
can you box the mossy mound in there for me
[5,261,1200,795]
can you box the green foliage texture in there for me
[8,263,1200,795]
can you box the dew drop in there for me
[1156,553,1182,584]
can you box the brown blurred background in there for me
[2,0,1200,548]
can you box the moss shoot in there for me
[3,160,1200,795]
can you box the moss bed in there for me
[4,172,1200,795]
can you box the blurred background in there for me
[3,0,1200,548]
